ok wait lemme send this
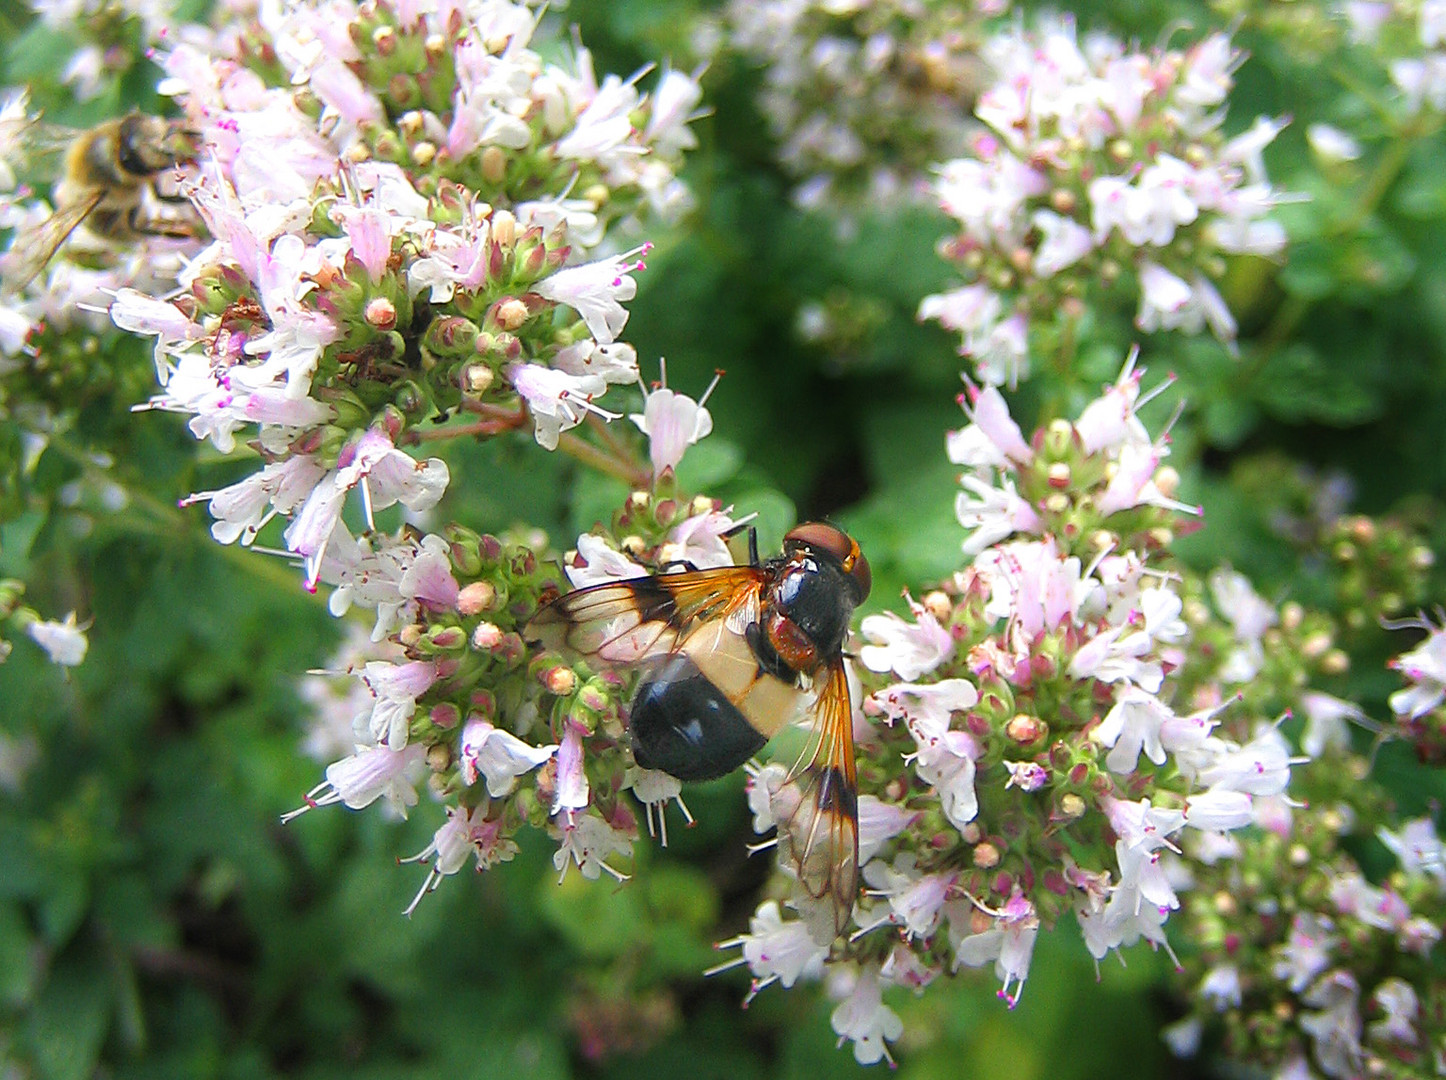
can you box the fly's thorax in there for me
[764,552,859,669]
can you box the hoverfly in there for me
[0,110,199,292]
[526,522,871,941]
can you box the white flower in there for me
[284,430,450,587]
[1200,963,1242,1010]
[951,891,1039,1007]
[858,606,954,681]
[1299,691,1362,757]
[1209,567,1277,683]
[1183,787,1254,832]
[947,383,1035,470]
[713,899,828,997]
[829,966,903,1066]
[1031,208,1094,276]
[1306,124,1363,164]
[459,717,558,797]
[1299,972,1363,1080]
[283,743,426,822]
[401,804,506,916]
[358,659,438,748]
[659,508,738,570]
[1377,817,1446,887]
[856,795,919,865]
[552,810,633,882]
[533,247,647,344]
[629,372,717,478]
[508,363,612,451]
[551,721,590,816]
[957,475,1042,554]
[27,612,89,667]
[1191,726,1295,797]
[566,533,646,588]
[1272,913,1337,993]
[1389,618,1446,718]
[1369,978,1419,1045]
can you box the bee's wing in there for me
[777,658,859,944]
[2,117,79,178]
[0,189,101,292]
[525,566,766,666]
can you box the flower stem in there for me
[557,430,651,487]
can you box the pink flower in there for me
[533,247,647,344]
[552,810,633,882]
[508,363,613,450]
[359,659,439,748]
[283,743,426,822]
[551,721,590,816]
[952,891,1039,1007]
[859,604,955,681]
[459,717,558,797]
[629,373,717,478]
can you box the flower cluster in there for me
[1169,776,1445,1078]
[715,355,1309,1064]
[1345,0,1446,116]
[721,0,1005,208]
[920,21,1287,386]
[285,482,746,918]
[96,0,704,590]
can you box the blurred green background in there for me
[3,0,1445,1076]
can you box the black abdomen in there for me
[630,653,767,781]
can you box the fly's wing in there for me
[776,659,859,944]
[0,190,101,293]
[525,566,765,667]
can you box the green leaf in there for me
[1251,342,1382,425]
[0,901,39,1008]
[25,949,112,1080]
[676,437,745,492]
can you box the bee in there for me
[527,522,871,941]
[0,111,199,292]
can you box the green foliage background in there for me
[1,0,1444,1076]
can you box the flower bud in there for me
[922,590,952,622]
[471,621,506,653]
[481,145,507,184]
[1005,713,1048,746]
[461,362,494,394]
[458,581,498,616]
[1058,793,1086,819]
[1045,419,1074,457]
[493,297,529,331]
[430,702,461,729]
[420,625,467,653]
[491,209,517,248]
[364,296,397,330]
[426,743,451,772]
[972,841,1001,868]
[541,665,577,696]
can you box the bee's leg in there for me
[659,560,702,573]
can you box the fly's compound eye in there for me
[784,522,871,603]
